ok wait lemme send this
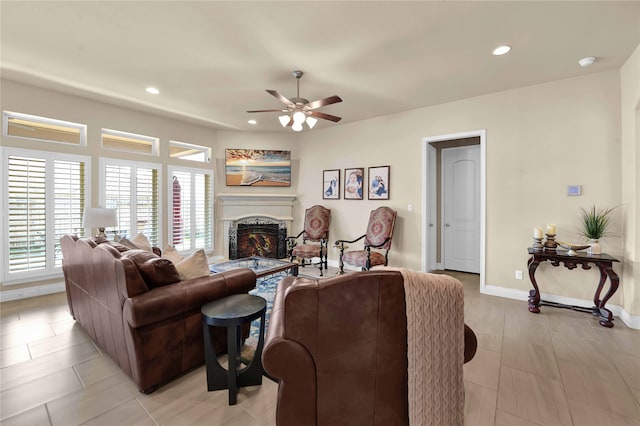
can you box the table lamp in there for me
[83,208,117,238]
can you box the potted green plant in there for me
[579,205,616,254]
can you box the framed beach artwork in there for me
[225,149,291,187]
[368,166,390,200]
[323,169,340,199]
[344,167,364,200]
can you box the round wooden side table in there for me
[201,294,266,405]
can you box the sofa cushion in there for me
[105,241,131,252]
[121,250,180,289]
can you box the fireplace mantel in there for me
[217,193,297,259]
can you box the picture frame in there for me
[368,165,390,200]
[344,167,364,200]
[225,149,291,187]
[322,169,340,199]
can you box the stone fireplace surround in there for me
[218,193,296,260]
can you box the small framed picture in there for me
[323,169,340,199]
[344,168,364,200]
[368,166,390,200]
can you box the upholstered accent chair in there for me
[288,205,331,276]
[335,206,397,273]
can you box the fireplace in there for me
[218,193,296,260]
[229,218,288,259]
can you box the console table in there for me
[527,248,620,327]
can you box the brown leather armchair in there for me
[262,270,477,426]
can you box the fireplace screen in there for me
[230,221,287,259]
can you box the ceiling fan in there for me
[247,70,342,131]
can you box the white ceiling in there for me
[1,1,639,133]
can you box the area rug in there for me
[247,271,286,342]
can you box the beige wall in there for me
[621,43,640,317]
[2,65,638,322]
[298,70,627,310]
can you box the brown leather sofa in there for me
[262,270,477,426]
[60,234,256,393]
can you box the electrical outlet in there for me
[515,270,523,280]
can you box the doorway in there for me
[422,130,486,288]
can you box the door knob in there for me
[445,223,451,227]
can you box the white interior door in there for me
[442,145,480,273]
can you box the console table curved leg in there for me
[527,256,541,313]
[596,263,619,328]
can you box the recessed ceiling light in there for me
[145,87,159,94]
[492,45,511,56]
[578,56,596,67]
[248,119,257,125]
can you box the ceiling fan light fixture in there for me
[292,122,303,132]
[292,111,306,124]
[306,116,318,129]
[278,115,290,127]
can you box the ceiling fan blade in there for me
[305,95,342,110]
[246,109,287,113]
[266,90,294,107]
[309,111,342,122]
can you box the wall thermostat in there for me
[567,185,581,196]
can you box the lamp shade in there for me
[83,208,117,230]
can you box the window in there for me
[100,158,161,246]
[3,111,86,146]
[168,166,213,253]
[101,128,158,156]
[169,140,211,163]
[2,148,89,282]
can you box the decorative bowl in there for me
[556,241,591,256]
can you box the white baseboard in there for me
[482,284,640,330]
[1,282,66,303]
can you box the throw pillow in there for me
[173,249,210,280]
[131,233,153,252]
[120,234,153,252]
[120,250,180,289]
[162,245,184,264]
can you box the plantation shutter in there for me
[135,167,159,245]
[172,171,191,251]
[7,156,47,273]
[53,160,85,267]
[169,167,212,252]
[104,164,132,239]
[101,159,161,247]
[4,149,89,281]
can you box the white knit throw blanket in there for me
[383,268,465,426]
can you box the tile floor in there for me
[1,271,639,426]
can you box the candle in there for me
[534,227,543,239]
[546,224,556,235]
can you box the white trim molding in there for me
[483,284,640,330]
[0,282,66,303]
